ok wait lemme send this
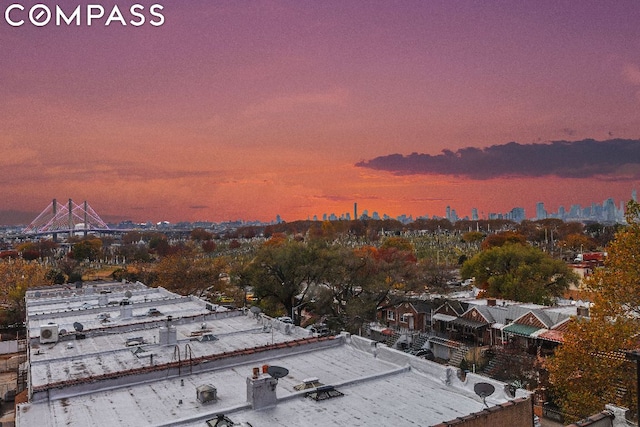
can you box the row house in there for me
[376,297,585,360]
[430,299,581,352]
[378,299,440,332]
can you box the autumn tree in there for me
[418,258,455,292]
[481,231,527,250]
[69,238,103,261]
[114,243,151,263]
[122,231,143,245]
[548,201,640,421]
[462,231,484,244]
[0,259,52,325]
[461,243,577,304]
[56,257,81,283]
[312,240,419,332]
[202,240,217,254]
[190,228,213,242]
[243,236,321,323]
[154,252,228,298]
[16,239,58,260]
[558,233,598,253]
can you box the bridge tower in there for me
[23,199,110,237]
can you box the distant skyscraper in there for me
[508,207,525,223]
[603,198,616,222]
[633,189,637,202]
[558,206,565,219]
[536,202,547,220]
[471,208,478,221]
[354,203,358,221]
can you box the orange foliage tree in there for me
[548,201,640,422]
[0,259,52,325]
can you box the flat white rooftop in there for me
[19,281,528,427]
[18,333,526,427]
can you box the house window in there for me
[401,314,409,323]
[387,311,395,321]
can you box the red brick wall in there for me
[432,397,533,427]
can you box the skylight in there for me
[305,385,344,401]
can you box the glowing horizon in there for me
[1,2,639,225]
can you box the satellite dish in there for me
[73,322,84,332]
[34,291,41,298]
[474,382,495,398]
[125,291,133,298]
[267,365,289,380]
[474,382,495,407]
[250,306,261,314]
[59,329,67,335]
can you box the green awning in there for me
[502,323,541,337]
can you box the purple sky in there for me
[1,1,639,224]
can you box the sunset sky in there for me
[1,1,640,225]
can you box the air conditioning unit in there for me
[40,324,59,344]
[196,384,217,403]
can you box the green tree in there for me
[461,243,577,304]
[549,201,640,421]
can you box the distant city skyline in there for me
[2,188,637,227]
[2,3,640,225]
[308,188,637,225]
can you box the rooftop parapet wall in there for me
[27,294,193,321]
[28,306,239,345]
[25,281,146,302]
[432,397,534,427]
[347,333,529,408]
[30,335,342,403]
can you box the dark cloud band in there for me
[355,139,640,180]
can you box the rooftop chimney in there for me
[159,325,177,345]
[98,292,108,306]
[119,298,132,319]
[246,367,278,409]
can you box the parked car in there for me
[277,316,293,324]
